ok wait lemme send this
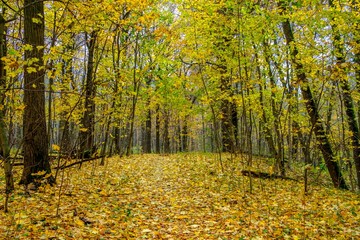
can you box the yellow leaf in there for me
[27,67,37,74]
[52,144,60,151]
[75,217,85,227]
[32,170,46,176]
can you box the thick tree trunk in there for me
[0,13,14,192]
[220,73,237,153]
[80,31,97,158]
[0,12,14,203]
[281,13,347,189]
[20,0,53,185]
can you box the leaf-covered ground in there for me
[1,153,359,239]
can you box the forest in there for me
[0,0,359,239]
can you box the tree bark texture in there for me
[0,12,14,194]
[20,0,53,185]
[80,31,97,158]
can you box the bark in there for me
[20,0,53,185]
[155,105,161,153]
[181,117,188,152]
[0,12,14,202]
[163,109,170,154]
[79,31,97,158]
[114,127,121,155]
[280,10,347,189]
[100,114,111,165]
[220,69,237,153]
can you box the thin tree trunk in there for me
[181,116,188,152]
[163,109,170,154]
[155,104,161,154]
[100,114,111,165]
[143,74,152,153]
[255,48,278,161]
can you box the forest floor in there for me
[0,153,359,239]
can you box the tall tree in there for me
[0,10,14,211]
[79,31,97,158]
[215,5,237,153]
[20,0,53,185]
[279,1,347,189]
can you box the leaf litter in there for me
[1,153,359,239]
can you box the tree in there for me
[329,0,360,190]
[79,31,97,158]
[0,9,14,211]
[20,0,53,185]
[279,1,347,189]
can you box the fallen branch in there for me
[241,170,297,181]
[55,156,105,170]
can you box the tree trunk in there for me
[181,116,188,152]
[100,114,111,165]
[79,31,97,158]
[163,109,170,154]
[155,104,161,153]
[220,73,236,153]
[280,7,347,189]
[20,0,53,185]
[0,12,14,206]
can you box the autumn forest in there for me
[0,0,359,239]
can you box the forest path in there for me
[115,154,229,238]
[1,154,359,239]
